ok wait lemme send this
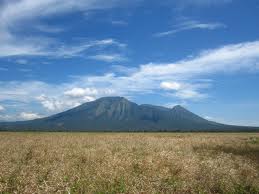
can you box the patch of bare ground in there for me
[0,133,258,193]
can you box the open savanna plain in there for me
[0,133,258,194]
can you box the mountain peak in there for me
[97,96,128,102]
[96,96,135,106]
[172,105,186,111]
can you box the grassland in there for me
[0,133,258,194]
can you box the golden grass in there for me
[0,132,258,194]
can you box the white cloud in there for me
[0,81,52,102]
[36,94,84,112]
[53,39,126,58]
[160,82,181,90]
[160,81,208,99]
[0,40,259,119]
[93,39,127,48]
[154,19,226,37]
[64,88,87,98]
[0,0,233,58]
[111,65,138,75]
[36,92,96,112]
[36,95,61,111]
[0,0,123,28]
[0,0,128,58]
[89,54,127,62]
[64,87,98,98]
[0,111,42,121]
[36,83,116,112]
[67,40,259,102]
[174,89,207,100]
[19,112,42,120]
[0,105,5,111]
[0,37,126,58]
[136,41,259,78]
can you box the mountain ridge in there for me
[0,96,258,132]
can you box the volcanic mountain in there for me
[0,97,258,131]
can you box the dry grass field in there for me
[0,133,258,194]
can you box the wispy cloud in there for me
[52,39,126,58]
[89,54,127,62]
[1,40,259,119]
[172,0,232,9]
[111,65,138,75]
[111,20,128,26]
[0,0,128,58]
[18,68,32,72]
[19,112,42,120]
[154,19,226,37]
[160,81,208,99]
[0,111,43,121]
[0,37,126,58]
[0,0,232,59]
[35,24,65,33]
[36,94,81,112]
[0,105,5,111]
[160,82,181,90]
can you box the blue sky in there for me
[0,0,259,126]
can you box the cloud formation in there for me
[0,0,231,58]
[0,0,127,58]
[0,105,5,111]
[64,88,98,98]
[171,0,232,9]
[19,112,42,120]
[89,54,127,62]
[0,40,259,120]
[155,19,226,37]
[160,82,182,90]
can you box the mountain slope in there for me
[0,97,258,131]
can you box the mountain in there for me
[0,97,258,132]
